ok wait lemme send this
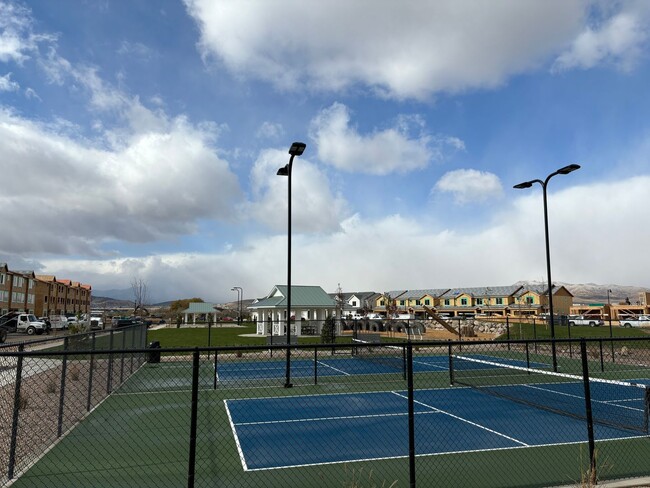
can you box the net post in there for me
[506,316,510,351]
[568,323,572,358]
[213,350,218,390]
[402,345,407,381]
[533,318,537,354]
[580,339,597,483]
[314,347,318,385]
[599,339,605,373]
[406,341,416,488]
[448,341,454,386]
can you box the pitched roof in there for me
[181,302,221,314]
[249,285,336,309]
[442,285,522,298]
[389,289,450,300]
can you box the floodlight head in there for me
[277,164,289,176]
[513,181,534,189]
[288,142,306,156]
[556,164,580,175]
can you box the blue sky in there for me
[1,0,650,302]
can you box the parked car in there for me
[112,317,144,328]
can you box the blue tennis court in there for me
[225,378,650,471]
[216,352,549,383]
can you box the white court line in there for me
[224,400,249,471]
[233,410,439,427]
[390,391,529,447]
[412,359,447,370]
[315,360,350,375]
[522,384,644,413]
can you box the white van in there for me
[48,315,69,330]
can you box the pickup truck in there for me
[620,315,650,328]
[567,315,604,327]
[0,312,48,341]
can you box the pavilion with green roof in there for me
[180,302,222,325]
[248,285,337,336]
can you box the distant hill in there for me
[516,281,649,305]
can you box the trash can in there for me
[147,341,161,363]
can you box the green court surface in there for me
[9,344,650,488]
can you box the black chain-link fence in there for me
[2,334,650,487]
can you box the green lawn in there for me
[497,322,650,341]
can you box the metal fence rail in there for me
[0,324,148,485]
[1,335,650,487]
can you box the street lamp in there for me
[607,288,614,362]
[231,287,242,324]
[514,163,580,372]
[277,141,307,388]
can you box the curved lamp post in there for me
[514,164,580,372]
[231,287,242,324]
[277,142,306,388]
[232,286,243,325]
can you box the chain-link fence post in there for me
[57,336,69,437]
[187,348,200,488]
[7,344,24,480]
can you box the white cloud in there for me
[0,1,55,64]
[433,169,504,204]
[39,173,650,301]
[243,148,349,233]
[310,103,439,175]
[184,0,584,99]
[255,121,284,140]
[553,6,650,72]
[0,106,242,255]
[0,71,18,90]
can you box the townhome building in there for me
[0,263,92,317]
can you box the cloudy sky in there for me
[1,0,649,303]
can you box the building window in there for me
[476,298,483,305]
[496,298,503,305]
[526,296,534,305]
[0,273,5,285]
[444,299,450,306]
[351,300,357,307]
[461,298,468,306]
[425,299,430,306]
[380,300,385,306]
[415,299,421,306]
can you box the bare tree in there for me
[131,277,149,316]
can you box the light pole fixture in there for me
[607,288,614,362]
[277,141,306,388]
[231,287,242,324]
[514,163,580,372]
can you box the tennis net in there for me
[451,354,650,433]
[352,338,406,376]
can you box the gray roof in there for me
[249,285,336,309]
[388,289,450,300]
[441,285,523,298]
[181,302,221,314]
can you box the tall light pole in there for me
[231,287,241,324]
[607,288,614,362]
[277,141,306,388]
[514,164,580,372]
